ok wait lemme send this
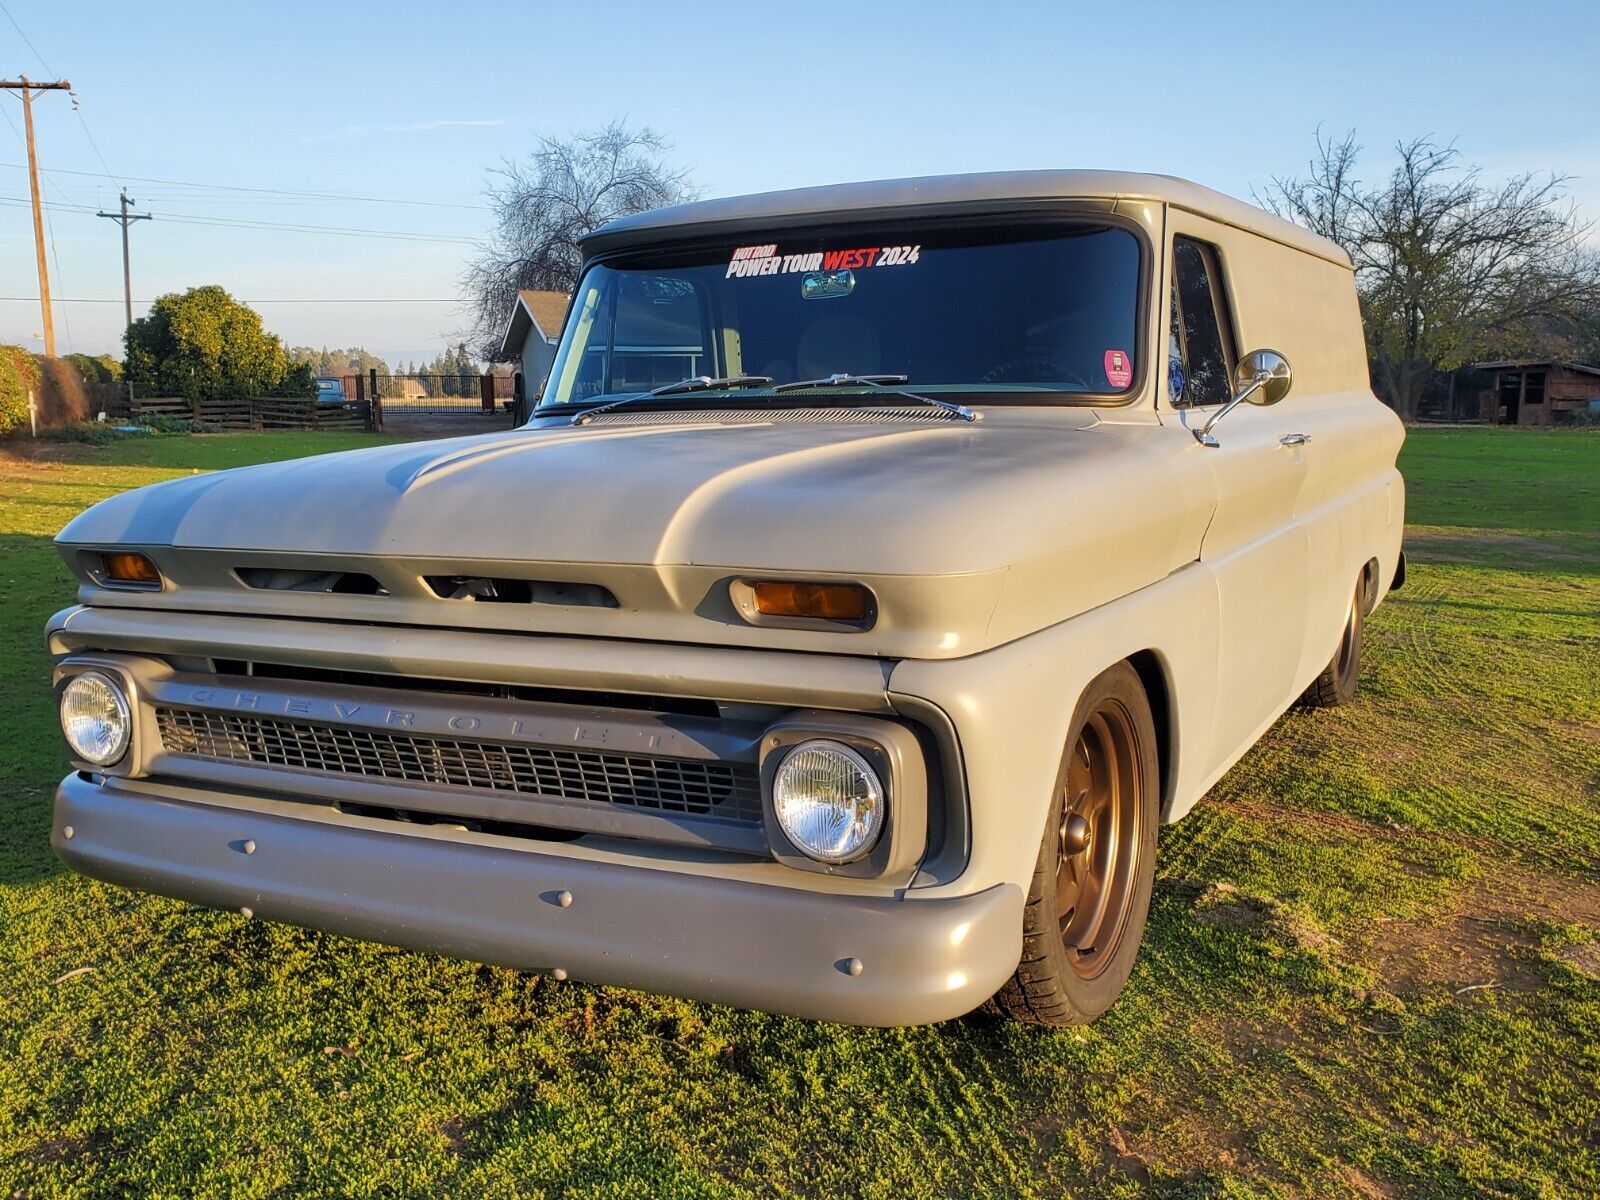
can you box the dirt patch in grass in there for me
[1339,1164,1401,1199]
[1405,529,1599,567]
[1226,795,1500,857]
[20,1130,99,1167]
[1191,881,1333,953]
[1559,941,1600,981]
[1358,864,1600,995]
[0,440,94,467]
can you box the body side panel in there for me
[889,559,1221,899]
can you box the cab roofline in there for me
[579,169,1353,269]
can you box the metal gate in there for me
[343,372,517,434]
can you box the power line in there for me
[0,97,92,209]
[1,76,72,356]
[43,193,72,352]
[0,160,489,210]
[68,101,120,188]
[0,295,465,303]
[0,1,52,71]
[0,194,479,244]
[0,0,122,187]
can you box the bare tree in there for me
[1261,131,1600,418]
[466,122,697,356]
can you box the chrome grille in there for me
[155,706,762,821]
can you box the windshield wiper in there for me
[771,373,977,422]
[573,374,773,424]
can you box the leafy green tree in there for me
[126,286,310,400]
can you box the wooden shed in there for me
[1474,360,1600,426]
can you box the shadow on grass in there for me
[0,532,76,886]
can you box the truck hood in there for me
[56,413,1205,659]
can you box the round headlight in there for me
[772,739,885,864]
[60,671,131,766]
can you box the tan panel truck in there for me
[47,171,1404,1026]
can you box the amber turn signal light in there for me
[751,581,871,622]
[102,552,162,586]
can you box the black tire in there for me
[992,661,1159,1026]
[1299,576,1365,709]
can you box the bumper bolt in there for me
[551,968,568,981]
[62,825,74,840]
[243,840,257,855]
[557,890,573,908]
[839,957,864,977]
[239,906,253,919]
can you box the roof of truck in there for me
[581,169,1352,267]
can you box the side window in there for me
[606,276,710,393]
[1168,237,1235,407]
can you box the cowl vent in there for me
[423,575,619,608]
[235,567,386,595]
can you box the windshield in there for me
[537,222,1143,409]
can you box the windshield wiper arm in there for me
[771,373,977,422]
[574,375,773,424]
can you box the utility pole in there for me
[98,190,151,408]
[97,191,151,329]
[0,76,71,357]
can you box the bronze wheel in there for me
[1056,701,1145,979]
[993,661,1159,1026]
[1334,586,1362,694]
[1301,573,1366,709]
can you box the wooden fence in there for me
[124,395,374,431]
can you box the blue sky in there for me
[2,0,1596,363]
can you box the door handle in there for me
[1279,433,1311,447]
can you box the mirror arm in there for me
[1192,372,1269,448]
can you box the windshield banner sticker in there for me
[727,244,921,279]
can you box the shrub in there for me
[0,344,41,436]
[44,421,124,446]
[34,355,99,427]
[133,412,208,434]
[65,353,122,385]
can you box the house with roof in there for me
[499,289,570,421]
[1474,360,1600,426]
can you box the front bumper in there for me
[53,772,1022,1026]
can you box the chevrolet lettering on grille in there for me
[184,687,670,753]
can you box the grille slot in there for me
[155,706,762,822]
[234,567,387,595]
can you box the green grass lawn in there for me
[1,427,1597,1198]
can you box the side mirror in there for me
[1193,349,1293,447]
[1237,349,1292,406]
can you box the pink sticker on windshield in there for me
[1104,349,1132,389]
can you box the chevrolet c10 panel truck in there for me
[48,171,1405,1027]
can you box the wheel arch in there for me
[1360,556,1381,614]
[1126,648,1178,821]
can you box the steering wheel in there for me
[978,355,1091,391]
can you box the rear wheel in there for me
[993,662,1158,1026]
[1300,576,1365,708]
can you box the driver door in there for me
[1164,220,1311,771]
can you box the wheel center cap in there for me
[1063,813,1092,855]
